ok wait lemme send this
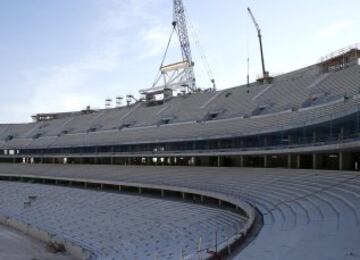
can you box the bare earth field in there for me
[0,224,74,260]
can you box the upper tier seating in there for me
[1,63,359,149]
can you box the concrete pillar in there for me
[287,154,291,168]
[240,156,244,167]
[339,152,343,171]
[264,155,268,168]
[110,157,114,165]
[312,153,317,169]
[217,156,221,167]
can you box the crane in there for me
[173,0,196,91]
[247,7,269,81]
[140,0,196,101]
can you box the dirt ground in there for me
[0,224,75,260]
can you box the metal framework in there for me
[173,0,195,91]
[140,0,196,99]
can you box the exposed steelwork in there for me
[140,0,196,103]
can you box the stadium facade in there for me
[1,45,360,171]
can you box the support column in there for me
[240,155,244,167]
[313,153,317,169]
[264,155,268,168]
[339,152,343,171]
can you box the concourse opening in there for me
[299,154,313,169]
[243,156,265,168]
[321,154,340,170]
[267,155,287,168]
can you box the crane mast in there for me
[247,7,270,82]
[173,0,196,90]
[140,0,196,103]
[174,0,192,65]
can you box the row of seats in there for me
[0,180,245,259]
[1,164,359,259]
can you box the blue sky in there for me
[0,0,359,123]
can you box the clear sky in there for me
[0,0,359,123]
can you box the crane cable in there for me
[184,7,216,90]
[160,26,176,68]
[152,26,176,87]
